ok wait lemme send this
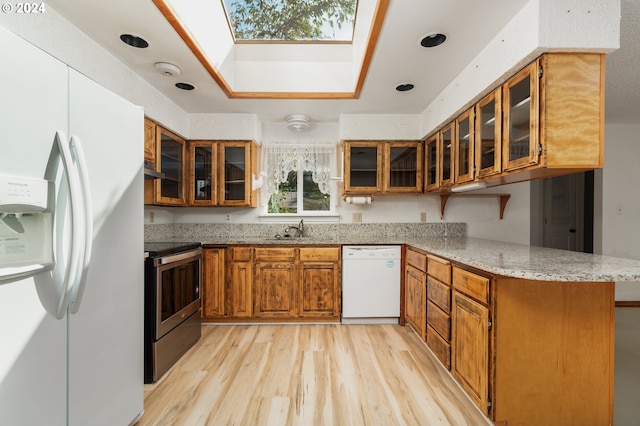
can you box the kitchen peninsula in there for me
[146,222,640,426]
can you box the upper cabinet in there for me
[188,140,258,207]
[188,140,217,206]
[218,141,258,207]
[343,141,383,193]
[424,52,604,193]
[144,119,157,163]
[502,61,539,171]
[475,89,502,179]
[344,140,423,194]
[455,108,475,184]
[383,141,423,193]
[155,127,187,205]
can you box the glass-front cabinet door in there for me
[424,134,439,192]
[156,128,186,205]
[440,122,455,188]
[218,141,256,207]
[503,61,539,171]
[384,141,423,192]
[188,141,216,206]
[455,108,475,184]
[475,89,502,178]
[343,141,382,193]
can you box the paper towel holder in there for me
[343,194,374,204]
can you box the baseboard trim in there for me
[615,301,640,308]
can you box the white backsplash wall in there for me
[145,180,532,244]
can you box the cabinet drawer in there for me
[452,266,490,304]
[299,247,340,262]
[406,248,427,271]
[427,300,450,341]
[255,247,296,261]
[426,325,451,370]
[229,247,252,262]
[428,255,451,284]
[427,278,450,312]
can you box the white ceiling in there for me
[45,0,639,125]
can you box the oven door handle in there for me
[154,248,202,266]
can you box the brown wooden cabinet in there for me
[201,248,225,318]
[218,141,258,207]
[424,53,604,194]
[228,247,253,318]
[344,140,423,194]
[454,108,475,184]
[404,248,427,339]
[343,141,383,193]
[298,247,341,318]
[217,245,341,321]
[254,248,297,318]
[154,126,187,205]
[383,141,423,193]
[425,255,452,369]
[475,89,502,178]
[451,266,490,415]
[188,141,217,206]
[144,118,157,162]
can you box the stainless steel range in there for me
[144,242,202,383]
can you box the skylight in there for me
[222,0,357,42]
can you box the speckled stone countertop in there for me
[145,223,640,282]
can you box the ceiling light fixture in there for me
[286,114,311,132]
[175,82,195,91]
[395,83,414,92]
[119,34,149,48]
[154,62,181,77]
[420,33,447,48]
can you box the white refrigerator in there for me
[0,26,144,425]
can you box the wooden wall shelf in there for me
[440,194,511,220]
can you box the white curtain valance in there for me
[260,142,336,202]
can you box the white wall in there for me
[600,124,640,300]
[0,9,189,136]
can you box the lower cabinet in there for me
[254,248,297,318]
[201,248,225,318]
[299,247,341,317]
[425,255,452,369]
[229,247,253,318]
[451,285,489,415]
[203,245,341,321]
[404,248,427,339]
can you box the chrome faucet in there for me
[284,220,304,238]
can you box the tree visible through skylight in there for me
[222,0,357,42]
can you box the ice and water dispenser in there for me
[0,174,54,282]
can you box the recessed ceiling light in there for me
[119,34,149,48]
[175,82,195,91]
[420,33,446,48]
[395,83,414,92]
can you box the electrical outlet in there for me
[149,211,155,224]
[352,212,362,223]
[616,205,623,216]
[225,213,231,222]
[420,212,427,223]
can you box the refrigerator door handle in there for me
[68,135,92,314]
[54,130,85,319]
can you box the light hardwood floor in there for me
[138,324,491,426]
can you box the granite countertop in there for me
[190,236,640,283]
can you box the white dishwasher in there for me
[341,245,402,324]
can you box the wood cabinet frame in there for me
[154,126,187,205]
[475,89,502,178]
[454,108,475,184]
[439,122,455,188]
[343,141,383,194]
[502,60,540,172]
[217,141,257,207]
[188,140,217,206]
[424,134,440,191]
[383,141,424,193]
